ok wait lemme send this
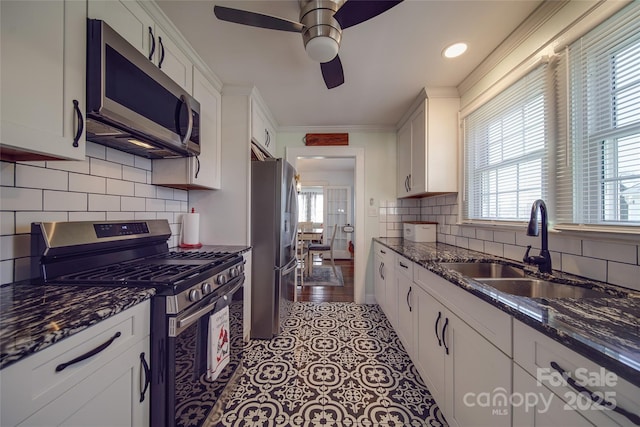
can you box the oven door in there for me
[151,276,244,427]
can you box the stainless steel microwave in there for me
[86,19,200,159]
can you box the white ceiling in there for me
[157,0,542,129]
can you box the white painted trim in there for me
[286,146,366,304]
[279,125,396,133]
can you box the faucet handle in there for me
[523,245,532,263]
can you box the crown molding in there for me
[278,125,396,133]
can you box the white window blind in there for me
[557,3,640,226]
[463,64,549,221]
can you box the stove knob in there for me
[216,274,227,285]
[238,264,244,273]
[201,282,212,295]
[230,267,239,278]
[188,289,202,302]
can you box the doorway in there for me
[286,146,365,303]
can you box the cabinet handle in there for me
[72,99,83,148]
[158,36,165,68]
[55,331,122,372]
[195,155,201,179]
[399,261,409,269]
[380,249,386,254]
[435,311,442,347]
[404,175,409,192]
[381,262,385,280]
[442,318,449,355]
[148,27,155,60]
[139,352,151,402]
[550,361,640,425]
[265,129,270,146]
[406,286,412,312]
[408,173,412,191]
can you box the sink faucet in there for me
[523,199,552,274]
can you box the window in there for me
[463,65,549,221]
[462,2,640,230]
[298,187,323,223]
[559,6,640,226]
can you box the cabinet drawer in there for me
[513,319,640,427]
[395,254,413,278]
[1,301,150,426]
[414,264,512,355]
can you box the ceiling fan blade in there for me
[333,0,403,30]
[321,56,344,89]
[213,5,304,33]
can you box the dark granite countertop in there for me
[0,245,251,371]
[0,283,155,370]
[374,237,640,388]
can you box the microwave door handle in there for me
[180,95,194,147]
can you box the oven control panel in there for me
[94,222,150,238]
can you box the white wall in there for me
[0,142,188,285]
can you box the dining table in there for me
[297,227,323,243]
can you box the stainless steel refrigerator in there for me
[251,158,298,339]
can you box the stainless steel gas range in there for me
[31,220,246,427]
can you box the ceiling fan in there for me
[213,0,403,89]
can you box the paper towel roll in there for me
[182,212,200,246]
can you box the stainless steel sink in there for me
[476,278,616,299]
[441,262,525,278]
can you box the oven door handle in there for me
[175,277,244,334]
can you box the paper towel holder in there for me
[179,208,203,249]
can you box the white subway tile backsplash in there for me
[135,182,156,198]
[493,230,516,245]
[16,164,67,190]
[484,241,504,257]
[1,162,15,186]
[14,257,31,282]
[122,165,147,183]
[69,211,107,222]
[86,141,106,159]
[468,239,484,253]
[1,187,43,211]
[607,262,640,291]
[1,260,14,285]
[107,211,136,221]
[16,211,68,233]
[90,158,122,179]
[0,212,15,235]
[157,186,175,200]
[69,173,106,194]
[582,240,637,264]
[135,156,152,171]
[0,234,30,260]
[106,147,135,167]
[561,254,607,282]
[88,194,120,211]
[547,234,581,255]
[166,200,183,212]
[134,211,157,220]
[46,159,90,174]
[146,198,165,212]
[44,190,87,211]
[121,196,146,211]
[107,178,134,196]
[476,229,494,241]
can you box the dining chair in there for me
[295,236,308,291]
[307,224,338,277]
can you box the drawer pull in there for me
[407,286,412,312]
[435,311,442,347]
[139,352,151,402]
[399,261,409,269]
[55,331,122,372]
[550,361,640,425]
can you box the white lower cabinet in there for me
[373,243,392,312]
[396,255,415,357]
[413,282,511,427]
[0,301,151,427]
[512,363,594,427]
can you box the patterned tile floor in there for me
[215,302,448,426]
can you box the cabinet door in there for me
[88,0,154,56]
[414,285,446,407]
[1,0,86,161]
[251,99,276,157]
[444,313,511,427]
[153,25,193,93]
[396,120,412,196]
[374,253,386,310]
[409,103,426,195]
[513,364,594,427]
[395,258,414,357]
[18,338,150,427]
[191,68,221,189]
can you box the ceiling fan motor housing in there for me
[299,0,343,62]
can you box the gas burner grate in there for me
[152,251,233,260]
[57,263,203,285]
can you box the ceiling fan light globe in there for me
[306,36,339,63]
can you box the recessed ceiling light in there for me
[443,42,468,59]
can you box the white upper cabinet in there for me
[153,67,222,189]
[251,94,277,157]
[88,0,193,93]
[0,0,86,161]
[397,88,459,198]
